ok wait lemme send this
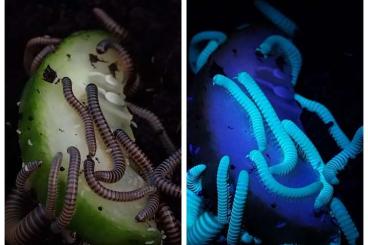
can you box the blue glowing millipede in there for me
[187,1,362,244]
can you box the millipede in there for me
[30,45,56,74]
[15,160,42,193]
[114,128,153,181]
[157,203,181,245]
[62,77,97,156]
[135,193,160,222]
[92,7,129,41]
[52,146,81,233]
[23,36,61,75]
[86,83,126,183]
[45,152,62,218]
[152,149,181,198]
[83,156,157,202]
[126,102,176,154]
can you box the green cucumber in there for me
[18,30,161,245]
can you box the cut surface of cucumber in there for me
[18,31,161,244]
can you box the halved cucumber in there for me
[18,31,161,245]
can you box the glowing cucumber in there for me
[18,31,161,244]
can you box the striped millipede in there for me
[5,189,31,243]
[96,39,137,95]
[45,152,63,218]
[126,102,176,154]
[30,45,56,74]
[152,149,181,198]
[84,156,157,201]
[135,193,160,222]
[62,77,97,156]
[23,36,61,74]
[86,83,126,183]
[157,203,181,245]
[114,129,153,181]
[15,161,42,193]
[92,7,128,41]
[51,146,81,233]
[13,206,51,245]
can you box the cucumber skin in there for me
[18,31,161,245]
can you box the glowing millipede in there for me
[187,1,362,244]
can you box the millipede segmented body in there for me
[330,198,359,245]
[83,157,156,201]
[187,164,206,194]
[5,189,30,243]
[13,206,51,245]
[86,83,126,183]
[52,146,81,233]
[237,72,297,175]
[216,156,231,225]
[256,35,302,86]
[157,203,181,245]
[114,129,153,181]
[93,8,128,41]
[46,152,63,218]
[96,39,134,85]
[62,77,97,156]
[23,36,61,74]
[323,127,363,185]
[15,161,42,193]
[152,149,181,198]
[30,45,56,74]
[254,0,298,37]
[135,193,160,222]
[127,102,176,154]
[213,74,266,151]
[187,212,224,245]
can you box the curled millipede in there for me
[114,129,153,181]
[92,7,128,41]
[86,83,126,183]
[126,102,176,154]
[152,149,181,198]
[135,193,160,222]
[5,189,30,243]
[96,39,135,87]
[15,161,42,193]
[62,77,97,156]
[45,152,63,218]
[13,206,51,245]
[157,203,181,245]
[83,156,156,201]
[30,45,56,74]
[52,146,81,233]
[23,36,61,74]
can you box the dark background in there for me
[5,0,181,243]
[188,0,363,244]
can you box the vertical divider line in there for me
[181,0,188,244]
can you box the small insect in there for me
[62,77,97,156]
[86,83,126,183]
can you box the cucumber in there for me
[18,31,161,245]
